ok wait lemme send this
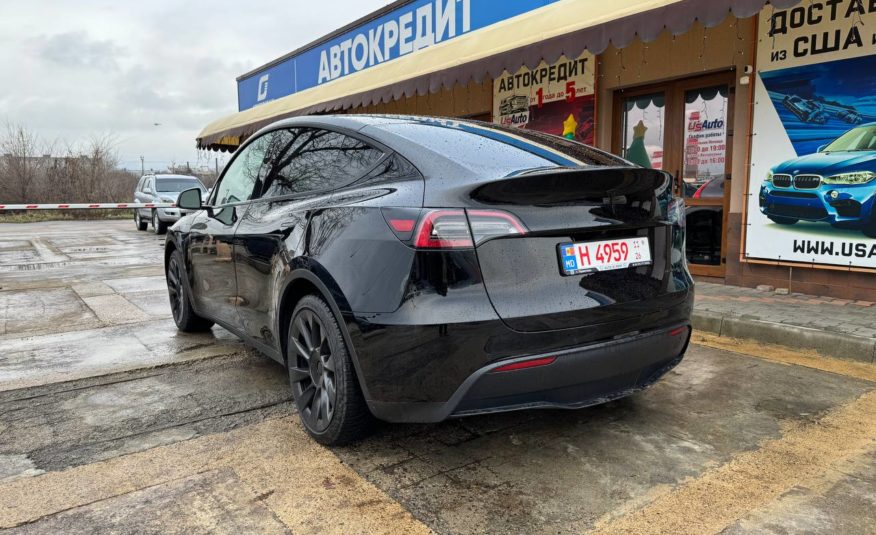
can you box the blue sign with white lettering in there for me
[237,0,560,111]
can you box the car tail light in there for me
[491,356,557,373]
[380,207,421,241]
[414,210,473,248]
[467,210,527,245]
[383,208,527,249]
[389,219,415,232]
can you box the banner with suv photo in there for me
[746,2,876,269]
[492,52,595,144]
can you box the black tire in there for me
[287,295,372,445]
[166,249,214,332]
[153,210,168,235]
[134,211,147,231]
[768,215,798,225]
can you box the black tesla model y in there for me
[167,115,693,445]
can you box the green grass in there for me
[0,209,134,223]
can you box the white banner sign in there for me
[492,53,596,144]
[745,1,876,269]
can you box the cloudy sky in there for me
[0,0,389,171]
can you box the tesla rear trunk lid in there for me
[469,167,681,333]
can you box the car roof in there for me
[261,113,473,133]
[245,114,631,185]
[152,174,200,179]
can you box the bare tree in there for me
[0,124,137,206]
[0,122,50,203]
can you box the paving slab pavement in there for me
[694,281,876,363]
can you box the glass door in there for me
[614,73,733,277]
[620,92,666,171]
[680,84,730,271]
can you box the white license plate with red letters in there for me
[558,237,652,275]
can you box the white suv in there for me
[133,174,206,234]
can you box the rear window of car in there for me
[378,122,565,176]
[489,124,632,167]
[378,120,629,176]
[155,179,204,192]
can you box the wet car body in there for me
[760,123,876,237]
[165,115,693,426]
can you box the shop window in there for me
[620,93,665,170]
[682,87,729,199]
[613,74,733,277]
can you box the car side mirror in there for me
[817,144,828,152]
[177,188,203,210]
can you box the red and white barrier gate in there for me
[0,203,175,210]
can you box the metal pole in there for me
[140,155,145,176]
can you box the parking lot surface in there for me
[0,220,874,534]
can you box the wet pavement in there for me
[0,220,874,534]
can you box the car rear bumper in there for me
[365,323,691,423]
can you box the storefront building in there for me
[198,0,876,300]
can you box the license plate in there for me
[558,237,652,275]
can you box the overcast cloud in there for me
[0,0,390,171]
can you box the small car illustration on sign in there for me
[782,95,828,125]
[837,109,863,125]
[499,95,530,116]
[759,124,876,237]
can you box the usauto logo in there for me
[688,111,724,132]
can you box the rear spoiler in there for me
[470,167,672,206]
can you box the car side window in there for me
[257,128,384,198]
[144,178,153,193]
[213,135,269,205]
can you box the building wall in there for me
[344,15,875,299]
[595,16,876,299]
[595,17,755,213]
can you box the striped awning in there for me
[197,0,800,151]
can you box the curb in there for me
[692,310,876,364]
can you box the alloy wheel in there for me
[289,309,337,432]
[166,255,184,323]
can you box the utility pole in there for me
[140,155,145,177]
